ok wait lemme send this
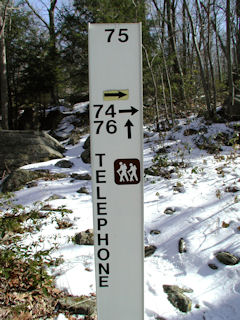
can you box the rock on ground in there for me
[163,285,192,313]
[0,130,65,176]
[1,169,66,193]
[75,229,94,245]
[215,251,240,265]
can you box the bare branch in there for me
[152,0,160,12]
[200,0,227,58]
[39,0,48,10]
[24,0,49,29]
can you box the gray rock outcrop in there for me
[1,169,67,193]
[0,130,65,175]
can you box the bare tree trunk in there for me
[196,0,204,51]
[184,0,212,117]
[0,28,8,129]
[49,0,58,104]
[201,0,226,87]
[166,0,186,104]
[151,4,175,126]
[213,0,223,82]
[182,1,187,75]
[215,35,222,83]
[153,0,186,106]
[143,45,160,130]
[0,2,10,129]
[202,2,227,59]
[236,0,240,73]
[226,0,234,113]
[206,0,216,112]
[161,45,175,125]
[25,0,58,105]
[166,0,174,59]
[159,65,170,124]
[162,0,166,45]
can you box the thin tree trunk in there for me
[168,0,187,105]
[152,0,165,44]
[201,0,227,76]
[182,1,187,75]
[196,0,204,51]
[49,0,58,104]
[207,0,216,112]
[151,8,175,126]
[25,0,58,105]
[0,32,8,129]
[143,45,160,131]
[166,0,174,58]
[201,2,227,59]
[236,0,240,73]
[184,0,212,117]
[162,0,166,45]
[159,66,169,124]
[153,0,186,106]
[213,1,222,82]
[0,7,9,129]
[226,0,234,113]
[160,45,175,125]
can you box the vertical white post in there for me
[89,23,144,320]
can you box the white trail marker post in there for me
[88,23,144,320]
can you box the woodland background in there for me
[0,0,239,130]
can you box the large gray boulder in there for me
[1,169,67,193]
[0,130,65,175]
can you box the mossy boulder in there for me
[215,251,240,265]
[57,295,96,317]
[0,130,65,175]
[75,229,94,245]
[55,160,74,168]
[163,285,192,313]
[1,169,66,193]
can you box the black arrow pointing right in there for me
[104,91,127,99]
[125,119,134,139]
[119,106,139,116]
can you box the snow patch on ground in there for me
[3,113,240,319]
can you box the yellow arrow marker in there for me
[103,89,129,101]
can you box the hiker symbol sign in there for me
[114,159,140,184]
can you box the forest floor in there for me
[1,103,240,319]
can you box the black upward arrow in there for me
[119,106,138,116]
[125,120,134,139]
[104,91,127,99]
